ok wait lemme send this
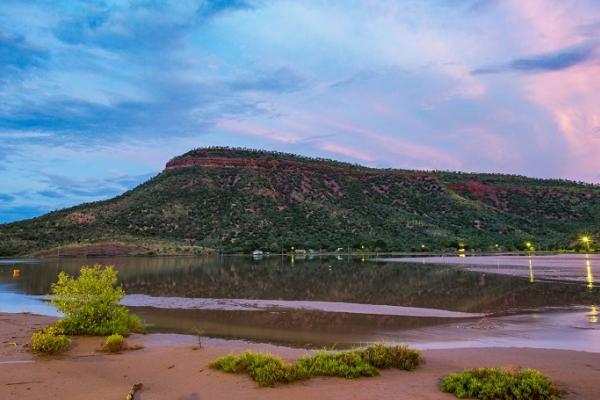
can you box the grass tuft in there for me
[209,343,421,387]
[441,367,561,400]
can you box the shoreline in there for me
[2,313,600,399]
[2,250,595,261]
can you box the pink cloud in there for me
[217,119,302,144]
[218,118,376,163]
[318,142,375,161]
[322,119,462,170]
[505,0,600,180]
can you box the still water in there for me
[1,255,599,348]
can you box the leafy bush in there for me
[31,326,71,355]
[209,343,421,387]
[102,334,125,353]
[51,265,144,336]
[441,367,560,400]
[295,350,378,380]
[355,342,421,370]
[210,351,298,386]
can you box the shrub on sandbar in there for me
[441,367,560,400]
[209,343,421,387]
[31,326,71,355]
[50,265,144,336]
[101,333,125,353]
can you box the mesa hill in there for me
[1,147,599,256]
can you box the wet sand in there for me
[122,294,485,318]
[2,313,600,399]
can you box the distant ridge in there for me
[1,147,598,256]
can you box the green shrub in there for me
[31,326,71,355]
[50,265,144,336]
[209,343,421,387]
[355,342,421,370]
[102,334,125,353]
[210,351,298,386]
[295,350,379,379]
[441,367,560,400]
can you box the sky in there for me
[2,0,600,223]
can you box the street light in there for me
[581,236,592,252]
[525,241,534,255]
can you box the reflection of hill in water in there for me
[132,307,462,347]
[2,256,599,313]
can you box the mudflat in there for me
[2,312,600,400]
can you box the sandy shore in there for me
[2,313,600,399]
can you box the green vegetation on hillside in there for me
[1,147,599,256]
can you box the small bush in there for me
[295,350,379,379]
[209,343,421,387]
[31,327,71,355]
[441,367,560,400]
[355,342,421,370]
[102,334,125,353]
[51,265,145,336]
[210,351,298,386]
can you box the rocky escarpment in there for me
[165,149,436,179]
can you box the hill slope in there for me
[1,147,599,255]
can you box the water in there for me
[1,255,599,348]
[387,254,600,286]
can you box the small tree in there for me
[51,265,143,336]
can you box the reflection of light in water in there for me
[528,258,534,283]
[589,305,598,324]
[290,255,295,265]
[12,268,20,278]
[586,259,594,289]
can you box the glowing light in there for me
[589,305,598,324]
[528,258,534,284]
[12,269,20,278]
[586,258,594,290]
[581,236,591,243]
[581,235,592,253]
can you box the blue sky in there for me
[2,0,600,222]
